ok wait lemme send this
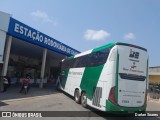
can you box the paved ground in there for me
[0,85,160,120]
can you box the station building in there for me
[149,66,160,83]
[0,11,80,90]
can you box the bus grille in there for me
[92,87,102,107]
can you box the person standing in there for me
[19,75,30,93]
[2,76,8,92]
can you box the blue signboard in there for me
[7,17,80,56]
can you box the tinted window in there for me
[61,48,111,70]
[74,55,88,68]
[119,73,146,81]
[87,48,110,67]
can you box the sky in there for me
[0,0,160,67]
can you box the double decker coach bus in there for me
[57,42,149,112]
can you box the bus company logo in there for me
[129,49,139,59]
[131,62,136,69]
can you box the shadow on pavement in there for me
[0,84,58,101]
[0,101,9,107]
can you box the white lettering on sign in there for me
[14,23,19,32]
[13,23,79,55]
[14,23,43,43]
[44,37,67,52]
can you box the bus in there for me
[57,42,149,112]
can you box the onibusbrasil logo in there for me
[1,112,42,118]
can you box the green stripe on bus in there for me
[146,59,148,84]
[116,42,147,52]
[61,69,70,89]
[80,65,104,100]
[66,56,74,61]
[146,59,149,92]
[92,42,116,53]
[115,50,119,102]
[80,43,116,100]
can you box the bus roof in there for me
[116,42,147,52]
[64,42,147,61]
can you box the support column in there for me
[0,36,12,91]
[39,48,47,88]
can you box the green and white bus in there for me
[57,42,149,112]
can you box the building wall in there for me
[149,67,160,73]
[149,66,160,83]
[149,75,160,83]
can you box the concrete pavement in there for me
[1,84,160,111]
[0,84,57,101]
[0,85,160,120]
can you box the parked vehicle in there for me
[57,42,149,113]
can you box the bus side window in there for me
[86,48,110,67]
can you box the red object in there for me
[109,86,118,105]
[23,79,30,86]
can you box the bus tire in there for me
[74,89,81,104]
[81,92,87,108]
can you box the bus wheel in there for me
[74,89,81,104]
[81,92,87,108]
